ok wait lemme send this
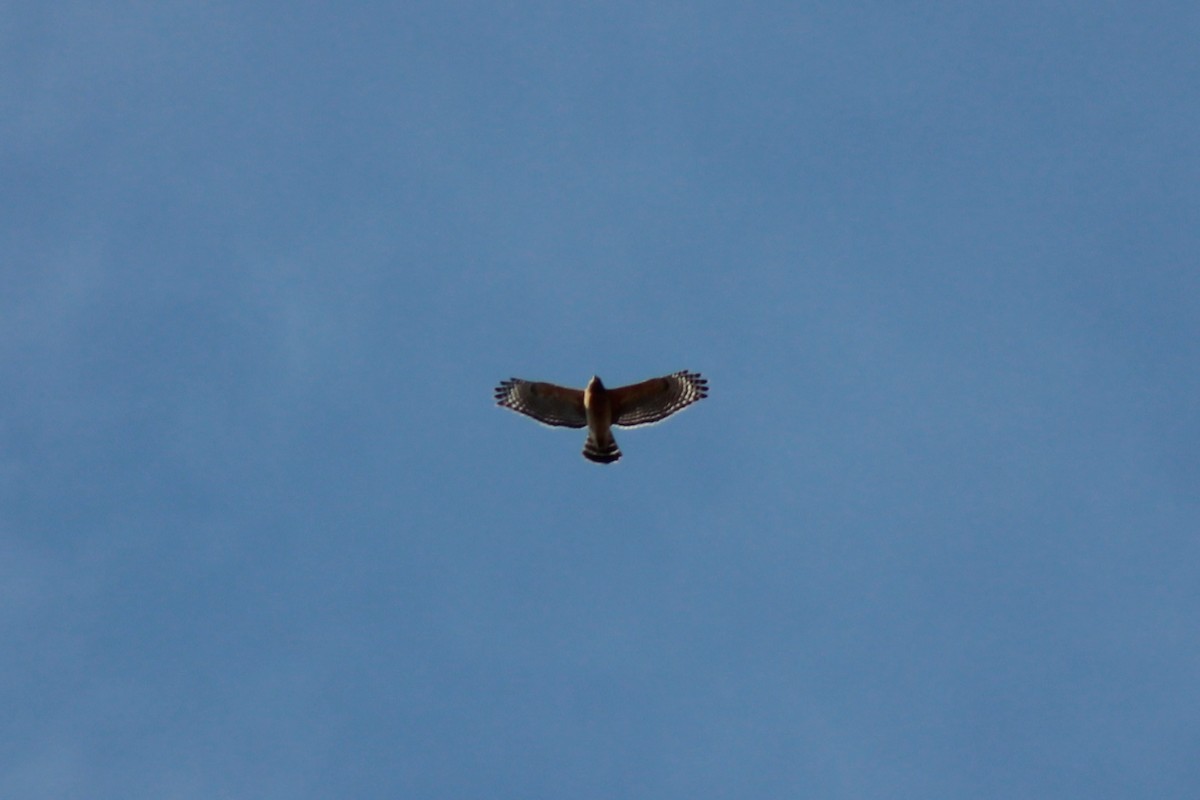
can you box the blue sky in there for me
[4,2,1198,798]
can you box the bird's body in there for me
[582,376,620,463]
[494,370,708,463]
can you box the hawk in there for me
[494,370,708,464]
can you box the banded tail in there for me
[583,431,621,464]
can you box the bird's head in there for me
[587,375,605,391]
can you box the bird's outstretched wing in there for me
[494,378,588,428]
[610,370,708,428]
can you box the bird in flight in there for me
[494,370,708,464]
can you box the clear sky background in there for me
[4,3,1198,798]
